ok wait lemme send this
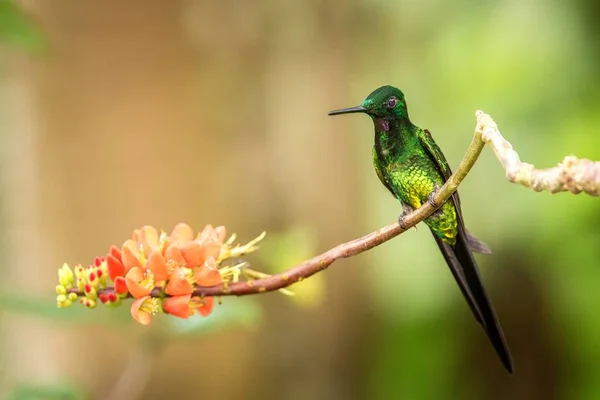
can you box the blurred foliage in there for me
[166,297,262,337]
[0,0,44,53]
[0,293,133,326]
[5,383,86,400]
[0,292,264,334]
[256,227,325,309]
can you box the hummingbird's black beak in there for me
[327,105,366,116]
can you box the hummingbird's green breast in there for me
[372,129,458,244]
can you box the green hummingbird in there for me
[328,85,513,374]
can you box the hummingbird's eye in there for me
[386,97,397,109]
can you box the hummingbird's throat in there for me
[375,118,390,132]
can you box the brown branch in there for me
[478,111,600,195]
[68,111,488,299]
[67,110,599,302]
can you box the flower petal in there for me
[170,223,194,244]
[180,241,203,267]
[195,296,214,316]
[131,229,141,243]
[164,243,186,266]
[126,266,145,281]
[195,256,222,287]
[131,296,153,325]
[107,254,125,281]
[203,240,221,261]
[196,224,217,244]
[215,226,227,244]
[109,245,123,263]
[126,267,152,298]
[163,294,191,319]
[140,225,159,256]
[114,276,129,295]
[165,267,194,296]
[121,239,141,272]
[147,249,169,283]
[160,234,173,255]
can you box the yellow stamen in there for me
[140,298,159,314]
[138,244,147,267]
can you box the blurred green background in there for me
[0,0,599,399]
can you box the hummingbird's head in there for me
[328,85,409,121]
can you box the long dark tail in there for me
[431,229,514,374]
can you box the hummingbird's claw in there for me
[427,193,438,208]
[398,203,416,230]
[398,213,412,230]
[427,186,441,209]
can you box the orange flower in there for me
[195,257,222,287]
[165,267,194,296]
[109,245,123,263]
[146,249,169,283]
[179,241,205,267]
[131,296,158,325]
[131,228,141,244]
[114,276,129,295]
[121,239,142,272]
[121,226,164,271]
[164,243,186,266]
[138,225,160,257]
[163,294,192,318]
[196,225,224,262]
[197,224,218,243]
[107,253,125,281]
[117,226,170,288]
[125,267,154,298]
[192,296,214,316]
[170,223,194,244]
[169,223,225,267]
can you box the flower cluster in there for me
[56,223,266,325]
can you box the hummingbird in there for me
[328,85,513,374]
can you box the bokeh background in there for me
[0,0,599,399]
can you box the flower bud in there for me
[84,284,97,299]
[58,264,74,287]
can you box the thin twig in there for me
[477,111,600,195]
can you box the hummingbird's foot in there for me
[398,213,411,230]
[427,186,441,209]
[398,204,415,230]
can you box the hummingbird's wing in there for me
[418,129,490,253]
[417,128,513,374]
